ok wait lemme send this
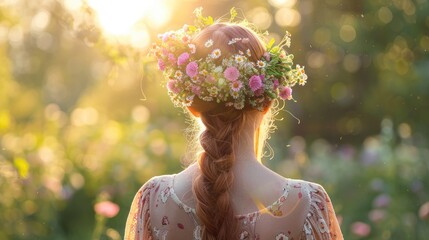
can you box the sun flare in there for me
[86,0,172,44]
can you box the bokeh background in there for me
[1,0,428,239]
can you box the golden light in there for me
[87,0,171,37]
[268,0,297,8]
[275,8,301,27]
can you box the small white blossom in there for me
[204,39,213,48]
[211,49,222,59]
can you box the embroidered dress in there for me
[125,175,343,240]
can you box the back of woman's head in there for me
[190,23,267,240]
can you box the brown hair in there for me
[190,23,267,239]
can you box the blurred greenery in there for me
[0,0,428,239]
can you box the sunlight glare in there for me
[87,0,171,36]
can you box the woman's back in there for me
[125,8,343,240]
[125,163,342,240]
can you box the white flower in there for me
[174,70,183,79]
[211,49,222,59]
[234,101,244,109]
[213,66,223,73]
[246,49,251,56]
[234,55,245,64]
[231,91,240,99]
[204,39,213,48]
[257,60,266,68]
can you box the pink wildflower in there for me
[263,52,271,61]
[94,201,120,218]
[273,79,279,89]
[182,35,190,43]
[162,48,169,56]
[186,61,199,77]
[177,52,190,66]
[162,33,170,42]
[206,75,216,84]
[191,85,201,96]
[230,81,243,92]
[254,88,264,96]
[249,75,263,92]
[167,79,180,94]
[351,222,371,237]
[419,201,429,220]
[168,53,176,63]
[279,86,293,100]
[224,67,240,81]
[157,59,165,71]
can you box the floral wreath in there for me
[150,7,308,111]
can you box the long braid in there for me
[192,110,245,239]
[189,23,266,239]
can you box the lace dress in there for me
[125,175,343,240]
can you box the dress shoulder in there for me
[299,181,343,240]
[124,175,171,240]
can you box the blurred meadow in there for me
[0,0,429,239]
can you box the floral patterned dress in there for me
[125,175,343,240]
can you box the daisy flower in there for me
[211,49,222,59]
[174,70,183,79]
[230,81,243,92]
[205,39,213,48]
[246,49,251,57]
[234,55,245,64]
[256,60,266,68]
[234,101,245,109]
[231,91,240,99]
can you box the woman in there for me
[125,9,343,240]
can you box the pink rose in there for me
[223,67,240,81]
[177,52,190,66]
[167,79,180,94]
[94,201,120,218]
[158,59,165,71]
[279,86,292,100]
[186,61,198,77]
[248,75,263,92]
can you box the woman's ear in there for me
[187,107,200,118]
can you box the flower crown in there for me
[150,7,308,111]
